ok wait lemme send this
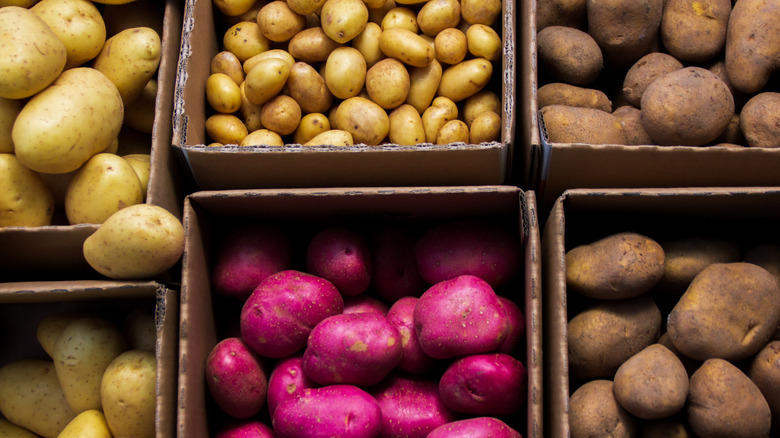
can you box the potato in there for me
[566,232,665,300]
[612,344,689,420]
[206,337,268,419]
[365,58,410,109]
[206,114,249,144]
[101,350,156,438]
[64,153,144,225]
[306,226,372,296]
[238,83,264,132]
[57,409,112,438]
[416,0,460,37]
[332,96,390,145]
[13,67,123,174]
[439,353,526,416]
[342,295,389,315]
[638,419,693,438]
[713,113,746,147]
[238,129,282,146]
[256,1,305,42]
[272,385,382,438]
[467,110,501,143]
[0,360,76,438]
[303,129,354,146]
[0,153,54,227]
[242,57,290,106]
[266,356,316,419]
[536,0,587,30]
[462,90,500,127]
[92,27,161,107]
[611,106,652,145]
[748,340,780,434]
[223,21,271,63]
[540,104,626,144]
[466,24,501,61]
[379,27,435,67]
[0,6,66,99]
[687,358,771,438]
[428,417,521,438]
[259,95,301,136]
[436,58,492,102]
[405,59,443,113]
[320,0,368,43]
[83,203,185,279]
[667,262,780,362]
[587,0,663,68]
[286,0,325,15]
[414,275,509,359]
[287,62,333,115]
[725,0,780,94]
[739,92,780,148]
[385,296,435,373]
[122,153,151,199]
[30,0,105,70]
[641,67,735,146]
[497,296,525,354]
[302,312,403,386]
[536,26,603,86]
[435,119,469,144]
[287,27,342,63]
[206,73,243,114]
[213,0,256,16]
[37,311,90,357]
[352,22,385,68]
[211,51,245,85]
[622,52,684,108]
[388,104,425,145]
[370,374,457,436]
[0,97,21,153]
[569,380,637,438]
[0,419,38,438]
[293,113,331,143]
[423,97,458,141]
[538,82,612,112]
[215,420,276,438]
[660,0,730,63]
[655,237,741,297]
[568,294,662,379]
[433,28,467,65]
[381,6,418,32]
[324,46,367,99]
[241,270,344,357]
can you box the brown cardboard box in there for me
[0,280,178,438]
[0,0,185,282]
[178,186,543,437]
[542,187,780,437]
[171,0,516,190]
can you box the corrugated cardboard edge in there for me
[523,190,544,438]
[518,0,539,190]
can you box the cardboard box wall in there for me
[178,186,543,437]
[542,187,780,437]
[172,0,516,190]
[0,0,185,282]
[0,280,179,438]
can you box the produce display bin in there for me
[542,187,780,437]
[0,0,185,282]
[177,186,543,437]
[0,280,179,438]
[172,0,516,190]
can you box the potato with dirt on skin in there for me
[639,419,693,438]
[655,237,741,297]
[739,92,780,148]
[748,340,780,434]
[641,67,734,146]
[538,82,612,112]
[569,380,637,438]
[622,52,684,108]
[725,0,780,94]
[536,0,586,31]
[612,106,652,145]
[587,0,663,68]
[541,105,626,144]
[537,26,603,86]
[660,0,730,63]
[688,358,772,438]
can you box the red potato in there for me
[414,275,509,359]
[498,296,525,354]
[272,384,382,438]
[370,374,458,438]
[415,219,521,289]
[386,296,435,374]
[438,352,527,416]
[205,337,268,419]
[215,419,276,438]
[266,356,316,419]
[212,224,293,301]
[370,226,428,302]
[302,312,403,387]
[306,226,372,296]
[426,417,522,438]
[240,270,344,358]
[343,294,390,315]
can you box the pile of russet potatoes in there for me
[203,0,504,147]
[0,308,158,437]
[204,219,527,437]
[565,232,780,437]
[536,0,780,147]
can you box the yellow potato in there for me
[320,0,369,43]
[206,114,248,144]
[211,50,245,84]
[256,0,306,42]
[206,73,243,114]
[31,0,106,69]
[417,0,461,37]
[0,419,38,438]
[223,21,271,63]
[65,153,144,225]
[83,203,185,279]
[381,6,418,32]
[352,22,386,68]
[294,113,331,144]
[332,96,390,145]
[303,129,354,146]
[469,110,501,143]
[405,59,443,113]
[37,311,91,357]
[422,96,458,142]
[243,49,295,74]
[122,308,157,352]
[462,0,501,25]
[53,316,127,414]
[239,82,264,132]
[369,0,397,23]
[389,103,425,145]
[463,89,501,127]
[437,57,492,102]
[434,28,468,64]
[0,360,76,438]
[57,409,112,438]
[436,119,469,143]
[287,0,327,15]
[366,58,410,109]
[288,27,343,63]
[213,0,257,16]
[0,6,66,99]
[244,57,290,105]
[379,27,435,67]
[0,153,54,227]
[92,27,161,107]
[259,94,302,136]
[0,97,22,153]
[467,24,502,61]
[241,128,285,146]
[324,46,367,99]
[122,153,151,199]
[287,61,334,114]
[101,350,157,438]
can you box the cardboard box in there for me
[172,0,516,190]
[542,187,780,437]
[0,280,178,438]
[0,0,185,282]
[178,186,543,437]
